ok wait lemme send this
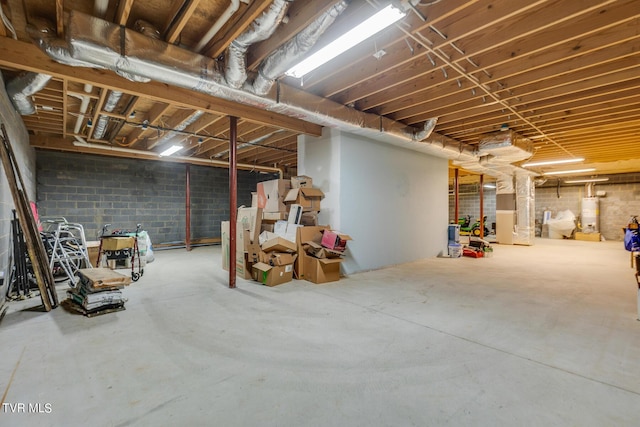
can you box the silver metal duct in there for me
[514,172,535,245]
[250,1,347,95]
[5,72,52,115]
[29,10,480,167]
[154,110,205,149]
[92,90,123,140]
[225,0,291,89]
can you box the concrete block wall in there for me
[448,184,497,229]
[36,151,274,245]
[536,175,640,241]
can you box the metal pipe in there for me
[186,164,192,251]
[229,116,238,289]
[92,90,122,140]
[225,0,290,89]
[479,174,484,239]
[194,0,241,52]
[5,72,52,115]
[251,1,345,95]
[70,140,284,175]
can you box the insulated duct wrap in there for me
[93,90,122,140]
[29,10,479,165]
[225,0,291,89]
[251,1,348,95]
[154,110,204,148]
[5,72,52,115]
[514,172,535,246]
[478,130,533,163]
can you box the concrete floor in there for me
[1,238,640,426]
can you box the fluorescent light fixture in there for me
[522,157,584,167]
[483,184,496,189]
[564,177,609,184]
[159,145,183,157]
[285,4,406,78]
[543,168,596,175]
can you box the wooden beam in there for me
[55,0,64,37]
[115,0,135,26]
[246,0,338,70]
[164,0,202,44]
[0,38,322,137]
[203,1,272,59]
[125,102,171,147]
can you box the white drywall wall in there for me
[299,128,449,275]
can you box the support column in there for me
[454,168,459,224]
[185,164,192,251]
[479,174,484,238]
[229,116,238,288]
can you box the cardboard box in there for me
[575,232,601,242]
[252,262,295,286]
[295,225,330,279]
[86,241,100,267]
[236,252,253,280]
[291,175,313,188]
[237,207,262,243]
[304,241,343,259]
[259,251,297,266]
[303,255,343,284]
[257,179,291,213]
[262,236,297,253]
[284,187,324,212]
[321,230,352,252]
[300,212,318,226]
[263,212,287,221]
[101,236,135,251]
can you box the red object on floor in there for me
[463,248,483,258]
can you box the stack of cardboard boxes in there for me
[221,175,352,286]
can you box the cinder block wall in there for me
[536,174,640,241]
[448,184,497,229]
[36,151,275,245]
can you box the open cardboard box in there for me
[252,262,295,286]
[284,187,324,212]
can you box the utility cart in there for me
[97,224,144,281]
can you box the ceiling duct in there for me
[92,90,123,140]
[225,0,292,89]
[28,10,482,169]
[153,110,205,149]
[477,130,533,164]
[250,1,348,96]
[5,71,52,115]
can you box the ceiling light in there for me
[483,184,496,189]
[543,168,596,175]
[564,177,609,184]
[285,4,406,79]
[159,145,183,157]
[522,157,584,167]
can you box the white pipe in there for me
[71,140,283,177]
[71,84,93,134]
[194,0,241,52]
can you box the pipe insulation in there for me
[92,90,123,140]
[250,1,347,95]
[225,0,291,89]
[28,10,479,165]
[5,72,52,115]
